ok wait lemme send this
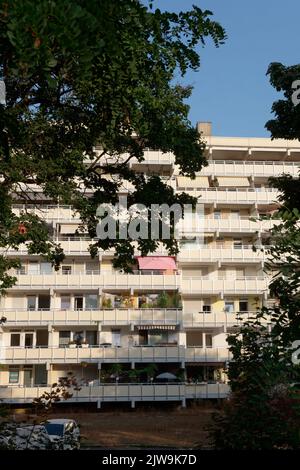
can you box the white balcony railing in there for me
[0,383,230,404]
[181,277,268,294]
[11,273,181,290]
[0,346,231,364]
[1,308,182,326]
[180,187,280,204]
[200,160,300,177]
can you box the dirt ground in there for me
[43,404,218,448]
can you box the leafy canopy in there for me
[0,0,226,286]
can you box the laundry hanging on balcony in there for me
[136,256,177,274]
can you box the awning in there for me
[137,325,176,330]
[59,224,79,234]
[216,177,250,187]
[137,256,176,270]
[177,176,210,189]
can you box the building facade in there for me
[0,122,299,408]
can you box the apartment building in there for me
[0,122,299,408]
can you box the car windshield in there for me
[44,423,64,437]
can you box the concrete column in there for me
[46,362,52,385]
[202,332,206,348]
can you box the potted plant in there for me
[68,340,76,349]
[81,339,89,348]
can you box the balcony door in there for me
[23,369,33,387]
[111,330,121,347]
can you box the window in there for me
[148,331,168,346]
[40,262,52,274]
[28,262,39,275]
[236,268,245,279]
[27,296,36,311]
[239,300,248,312]
[233,239,243,249]
[74,296,83,310]
[218,269,227,280]
[203,299,211,313]
[231,210,240,220]
[206,334,213,348]
[62,265,72,275]
[59,331,71,346]
[9,368,19,384]
[85,294,98,310]
[10,333,20,346]
[225,301,235,313]
[214,210,221,220]
[16,265,26,275]
[61,296,71,310]
[25,333,33,348]
[38,295,50,310]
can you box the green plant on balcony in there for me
[156,292,169,308]
[143,363,158,382]
[102,296,112,309]
[127,369,141,383]
[168,292,181,308]
[108,363,123,382]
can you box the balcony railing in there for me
[181,277,268,294]
[200,160,300,177]
[180,187,280,204]
[0,383,230,403]
[0,346,231,364]
[1,307,182,326]
[183,310,269,327]
[11,273,181,290]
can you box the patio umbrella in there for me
[155,372,177,381]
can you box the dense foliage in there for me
[0,0,226,288]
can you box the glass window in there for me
[59,331,71,346]
[231,210,240,219]
[239,300,248,312]
[62,266,72,275]
[40,262,52,274]
[28,262,39,274]
[225,301,235,313]
[203,299,211,313]
[85,294,98,310]
[10,333,20,347]
[214,211,221,220]
[38,295,50,310]
[61,296,71,310]
[206,334,213,348]
[148,331,168,346]
[27,296,36,311]
[9,369,19,384]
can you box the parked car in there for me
[43,419,80,450]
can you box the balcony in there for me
[1,308,182,327]
[201,160,300,178]
[203,217,279,234]
[178,246,267,263]
[181,277,268,295]
[0,346,231,364]
[181,187,280,205]
[0,382,230,404]
[12,204,80,222]
[12,273,181,291]
[183,311,269,327]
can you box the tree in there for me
[212,68,300,449]
[0,0,226,289]
[0,373,81,449]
